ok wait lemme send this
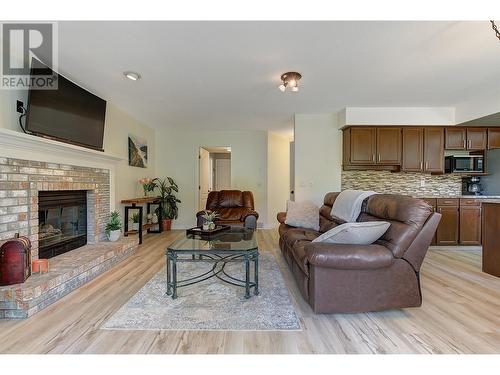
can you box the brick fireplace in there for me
[0,157,110,259]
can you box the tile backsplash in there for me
[341,170,462,197]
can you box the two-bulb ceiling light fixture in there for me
[279,72,302,92]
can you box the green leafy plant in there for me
[201,210,219,223]
[105,211,122,235]
[154,177,181,220]
[131,213,140,223]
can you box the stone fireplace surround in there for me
[0,157,111,259]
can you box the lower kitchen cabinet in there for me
[459,200,482,245]
[436,203,460,245]
[430,197,482,246]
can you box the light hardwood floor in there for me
[1,229,499,354]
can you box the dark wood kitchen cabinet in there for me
[376,127,401,164]
[488,128,500,149]
[445,127,487,150]
[401,127,443,173]
[482,203,500,277]
[459,205,482,245]
[436,199,459,245]
[424,128,444,173]
[445,128,466,150]
[402,127,424,172]
[466,128,487,150]
[346,127,401,167]
[349,127,377,165]
[431,197,482,246]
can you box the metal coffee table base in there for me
[166,250,259,299]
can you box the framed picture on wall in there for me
[128,134,148,168]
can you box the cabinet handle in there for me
[425,161,428,170]
[463,139,466,149]
[420,161,423,170]
[372,154,375,162]
[468,139,472,149]
[378,153,381,162]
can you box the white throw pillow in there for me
[312,221,390,245]
[285,200,320,231]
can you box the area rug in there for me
[101,252,301,331]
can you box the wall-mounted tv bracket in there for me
[16,100,28,134]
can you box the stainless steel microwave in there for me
[445,155,484,173]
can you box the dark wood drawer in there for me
[421,198,436,208]
[437,198,459,206]
[460,198,481,206]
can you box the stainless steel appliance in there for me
[445,155,484,173]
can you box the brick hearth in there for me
[0,237,138,318]
[0,157,110,259]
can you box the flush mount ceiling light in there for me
[278,72,302,92]
[124,71,141,81]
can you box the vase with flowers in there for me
[139,177,156,197]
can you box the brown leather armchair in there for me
[277,192,441,313]
[196,190,259,229]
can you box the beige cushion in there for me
[312,221,390,245]
[285,200,320,231]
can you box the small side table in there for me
[121,197,163,244]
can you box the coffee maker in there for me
[462,176,483,195]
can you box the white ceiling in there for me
[53,21,500,135]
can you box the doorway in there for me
[198,146,232,210]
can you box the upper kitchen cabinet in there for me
[401,127,444,173]
[349,127,377,165]
[376,127,401,164]
[445,127,487,150]
[488,128,500,149]
[445,128,466,150]
[402,127,424,172]
[424,127,445,173]
[343,127,401,168]
[466,128,487,150]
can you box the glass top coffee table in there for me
[165,228,259,299]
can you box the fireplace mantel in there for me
[0,128,124,163]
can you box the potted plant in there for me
[105,211,122,242]
[131,213,140,231]
[154,177,181,231]
[200,210,219,230]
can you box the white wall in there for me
[339,107,456,127]
[156,128,269,228]
[267,132,290,227]
[294,114,342,206]
[103,104,156,212]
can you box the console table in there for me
[121,197,163,244]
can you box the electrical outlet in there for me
[420,178,426,188]
[16,100,24,114]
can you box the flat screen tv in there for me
[26,58,107,151]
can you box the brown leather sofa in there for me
[277,192,441,313]
[196,190,259,229]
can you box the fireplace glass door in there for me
[38,191,87,259]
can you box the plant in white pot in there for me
[201,210,219,230]
[131,213,140,231]
[106,211,122,242]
